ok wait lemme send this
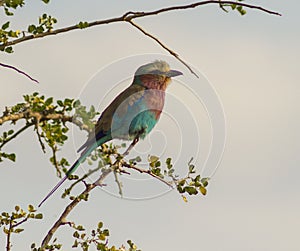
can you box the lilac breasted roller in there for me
[38,60,182,207]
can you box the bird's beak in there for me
[166,69,183,78]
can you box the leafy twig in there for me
[122,161,173,188]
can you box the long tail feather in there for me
[38,136,110,207]
[38,172,70,207]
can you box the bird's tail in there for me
[38,136,110,207]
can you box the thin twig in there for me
[113,170,123,197]
[0,122,34,149]
[35,118,46,153]
[11,217,28,228]
[6,219,12,251]
[50,145,61,177]
[0,62,39,83]
[67,165,102,193]
[128,20,199,78]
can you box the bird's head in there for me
[133,60,183,90]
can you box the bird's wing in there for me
[77,84,146,152]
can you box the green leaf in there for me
[45,97,53,106]
[77,21,89,29]
[237,6,247,15]
[3,227,10,234]
[98,222,103,229]
[2,21,10,30]
[4,46,13,53]
[73,231,79,238]
[99,233,106,241]
[14,228,24,233]
[200,186,207,195]
[27,204,35,212]
[8,129,14,135]
[201,177,209,187]
[184,186,198,195]
[35,213,43,219]
[57,100,63,106]
[155,160,161,167]
[28,24,36,33]
[149,155,159,163]
[7,153,16,162]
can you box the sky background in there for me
[0,0,299,250]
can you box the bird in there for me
[38,60,183,207]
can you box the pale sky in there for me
[0,1,299,250]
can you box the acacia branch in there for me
[0,110,90,132]
[0,1,280,74]
[0,63,39,83]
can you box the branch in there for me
[6,219,12,251]
[0,1,280,74]
[128,20,199,77]
[11,217,28,229]
[0,110,90,132]
[34,118,46,153]
[0,62,39,83]
[0,122,34,149]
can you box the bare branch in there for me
[6,220,12,251]
[113,171,123,197]
[11,217,28,229]
[128,20,199,77]
[0,62,39,83]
